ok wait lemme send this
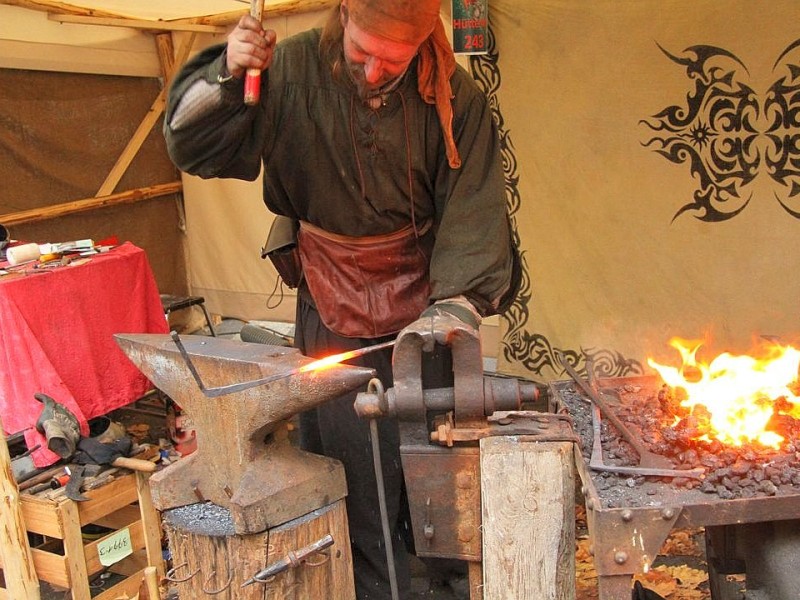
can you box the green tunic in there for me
[164,29,516,316]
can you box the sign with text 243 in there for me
[452,0,488,55]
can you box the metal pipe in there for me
[365,378,400,600]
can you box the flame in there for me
[648,337,800,448]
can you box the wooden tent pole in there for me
[0,181,182,227]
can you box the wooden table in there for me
[0,242,168,467]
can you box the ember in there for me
[648,338,800,449]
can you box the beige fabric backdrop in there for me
[181,11,328,324]
[489,0,800,379]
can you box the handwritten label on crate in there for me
[452,0,488,55]
[98,527,133,566]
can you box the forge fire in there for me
[566,338,800,503]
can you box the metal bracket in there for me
[589,503,683,576]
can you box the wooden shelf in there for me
[1,471,164,600]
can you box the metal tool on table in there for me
[73,436,156,473]
[115,333,377,534]
[244,0,266,105]
[26,467,71,495]
[11,443,41,482]
[64,464,90,501]
[557,351,704,479]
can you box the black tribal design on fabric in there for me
[641,40,800,222]
[470,23,643,379]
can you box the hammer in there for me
[244,0,266,105]
[74,437,156,473]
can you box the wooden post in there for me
[480,438,575,600]
[0,419,40,599]
[135,472,165,579]
[144,565,160,600]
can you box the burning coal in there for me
[648,338,800,449]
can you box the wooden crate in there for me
[0,471,165,600]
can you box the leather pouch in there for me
[261,216,302,289]
[298,220,433,338]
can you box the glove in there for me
[419,296,482,330]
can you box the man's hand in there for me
[419,296,482,330]
[226,15,277,80]
[396,296,481,354]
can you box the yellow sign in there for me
[98,527,133,567]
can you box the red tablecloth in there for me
[0,242,169,466]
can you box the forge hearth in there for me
[551,374,800,600]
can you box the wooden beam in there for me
[0,182,182,227]
[0,0,120,17]
[155,32,175,84]
[96,89,165,197]
[0,0,335,25]
[192,0,337,26]
[95,32,196,197]
[47,13,228,34]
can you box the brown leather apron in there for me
[297,220,434,338]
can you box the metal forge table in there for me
[550,375,800,600]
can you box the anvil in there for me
[115,333,376,534]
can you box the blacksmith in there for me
[163,0,519,597]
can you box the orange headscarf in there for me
[348,0,462,169]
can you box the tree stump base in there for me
[163,498,354,599]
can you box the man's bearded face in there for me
[341,11,418,100]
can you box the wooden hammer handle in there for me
[244,0,266,105]
[111,456,156,472]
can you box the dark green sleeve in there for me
[429,68,520,316]
[163,43,266,181]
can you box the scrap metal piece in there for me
[64,464,89,502]
[115,333,377,534]
[588,403,704,480]
[558,352,675,470]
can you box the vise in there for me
[115,333,376,535]
[355,313,571,561]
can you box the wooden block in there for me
[164,498,354,600]
[480,437,576,600]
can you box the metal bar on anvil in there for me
[171,331,394,397]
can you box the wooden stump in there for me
[163,498,354,599]
[480,438,575,600]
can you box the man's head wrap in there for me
[347,0,461,168]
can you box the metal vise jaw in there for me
[355,312,549,560]
[355,312,539,428]
[116,333,376,535]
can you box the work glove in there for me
[418,296,482,330]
